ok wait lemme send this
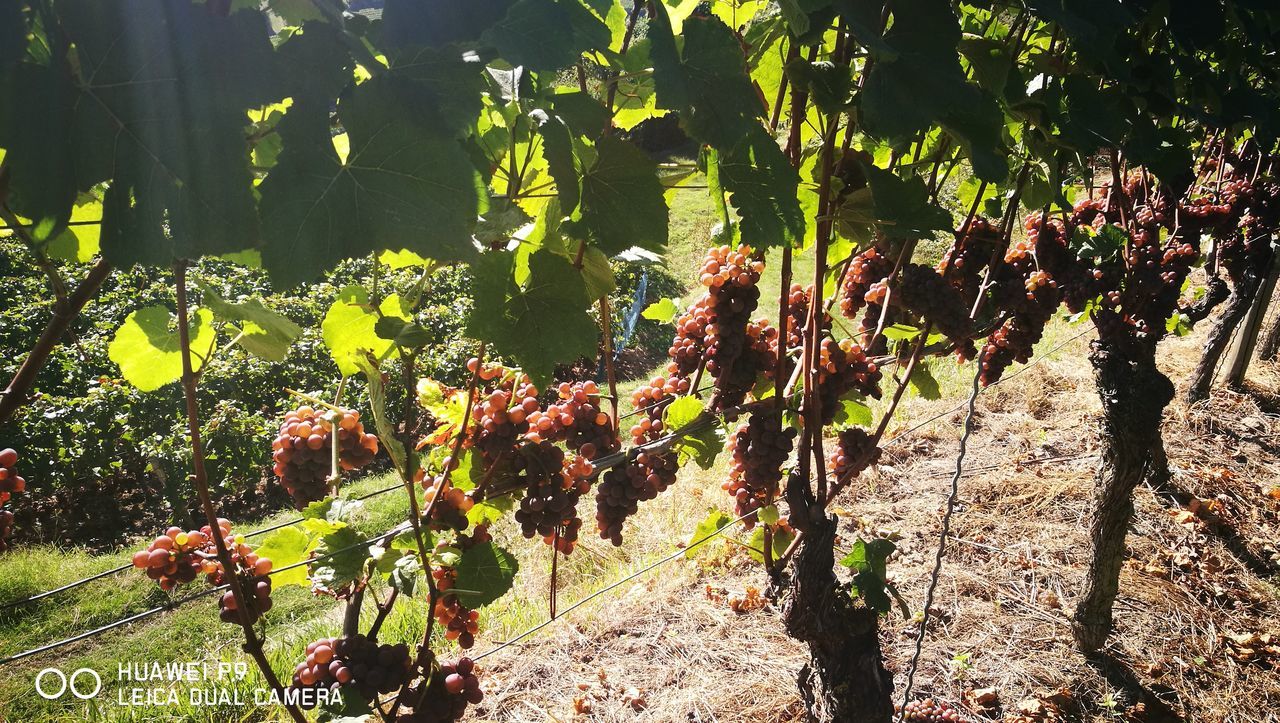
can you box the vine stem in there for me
[896,361,983,721]
[393,342,486,720]
[173,262,305,723]
[0,257,112,424]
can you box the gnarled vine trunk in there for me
[1187,260,1270,403]
[1258,297,1280,361]
[1073,341,1175,653]
[780,505,893,722]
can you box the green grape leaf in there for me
[0,63,77,238]
[382,0,514,49]
[642,298,680,323]
[840,537,903,616]
[258,82,484,287]
[379,249,434,269]
[108,306,216,392]
[200,286,302,362]
[832,396,874,428]
[468,495,516,527]
[532,109,581,213]
[580,246,617,299]
[842,164,954,240]
[452,541,519,608]
[1070,224,1127,264]
[374,316,433,350]
[276,22,355,103]
[685,509,733,559]
[480,0,610,71]
[467,250,599,386]
[718,126,804,248]
[61,0,280,265]
[322,287,408,376]
[376,550,422,597]
[881,323,922,341]
[549,90,611,137]
[908,362,941,401]
[267,0,324,26]
[662,395,705,431]
[385,46,488,138]
[573,137,668,255]
[310,527,372,592]
[747,524,794,563]
[255,526,314,589]
[44,198,103,263]
[784,59,853,113]
[302,497,363,525]
[1166,312,1193,337]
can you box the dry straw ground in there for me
[469,322,1280,723]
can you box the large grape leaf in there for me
[451,541,518,608]
[108,306,216,392]
[322,287,409,376]
[0,61,78,237]
[386,46,488,138]
[480,0,610,71]
[275,21,354,103]
[573,137,668,254]
[858,0,1006,181]
[254,526,313,589]
[258,77,485,287]
[381,0,514,49]
[200,285,303,362]
[309,527,371,592]
[717,126,804,248]
[532,110,581,213]
[467,250,599,386]
[58,0,280,265]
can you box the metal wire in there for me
[0,482,405,611]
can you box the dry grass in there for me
[465,320,1280,723]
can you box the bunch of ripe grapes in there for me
[0,447,25,506]
[272,405,379,508]
[418,470,475,532]
[218,572,274,625]
[0,448,24,552]
[396,657,483,722]
[524,381,618,459]
[290,635,413,705]
[595,377,685,545]
[828,428,881,484]
[938,217,1000,304]
[977,239,1062,385]
[513,442,589,554]
[724,411,795,526]
[0,508,13,553]
[897,697,966,722]
[131,525,213,590]
[432,565,480,649]
[815,338,882,423]
[716,319,778,409]
[470,366,538,469]
[840,245,894,320]
[668,302,711,378]
[897,263,976,357]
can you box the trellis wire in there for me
[896,361,984,720]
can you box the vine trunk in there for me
[1187,259,1271,403]
[1073,340,1175,653]
[781,503,894,722]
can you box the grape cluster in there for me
[513,442,590,554]
[219,574,274,625]
[396,657,483,722]
[897,263,976,357]
[432,566,480,649]
[815,338,882,424]
[938,217,1000,303]
[828,428,881,484]
[840,245,894,320]
[0,448,23,553]
[668,303,711,378]
[290,635,413,705]
[0,448,25,506]
[978,238,1063,384]
[724,411,795,525]
[525,381,618,459]
[271,406,379,508]
[897,698,966,722]
[594,452,681,546]
[0,509,13,553]
[131,526,212,590]
[470,366,538,469]
[418,470,475,532]
[595,377,685,545]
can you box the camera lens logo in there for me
[35,668,102,700]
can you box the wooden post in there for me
[1227,254,1279,387]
